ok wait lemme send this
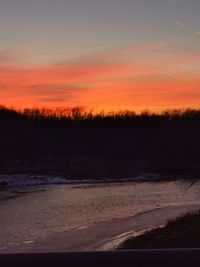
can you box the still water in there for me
[1,180,200,252]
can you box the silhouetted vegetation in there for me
[1,105,200,178]
[120,211,200,249]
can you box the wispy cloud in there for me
[172,19,200,36]
[0,39,200,112]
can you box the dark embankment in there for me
[120,211,200,249]
[1,106,200,178]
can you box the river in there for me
[1,180,200,253]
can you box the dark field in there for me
[1,106,200,178]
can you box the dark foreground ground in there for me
[120,211,200,249]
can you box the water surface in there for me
[1,180,200,252]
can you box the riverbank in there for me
[1,158,200,188]
[119,211,200,250]
[0,174,166,188]
[0,172,199,189]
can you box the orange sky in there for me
[1,39,200,113]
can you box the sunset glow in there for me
[0,1,200,113]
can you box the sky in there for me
[0,0,200,113]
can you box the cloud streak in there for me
[172,19,200,36]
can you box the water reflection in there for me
[0,180,200,251]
